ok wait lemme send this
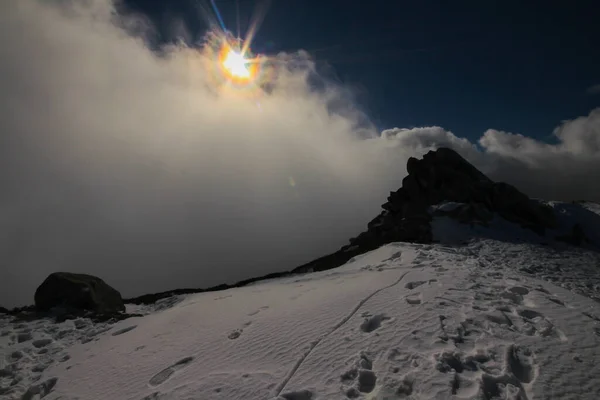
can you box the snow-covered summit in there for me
[3,233,600,399]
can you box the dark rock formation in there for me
[35,272,125,314]
[293,147,557,273]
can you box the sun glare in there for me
[223,50,250,79]
[213,37,262,88]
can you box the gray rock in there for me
[35,272,125,314]
[372,148,556,238]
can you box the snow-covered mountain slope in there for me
[3,229,600,399]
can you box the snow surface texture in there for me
[2,204,600,399]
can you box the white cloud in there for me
[377,109,600,202]
[0,0,404,306]
[1,0,600,307]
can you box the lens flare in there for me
[223,49,250,79]
[196,0,274,89]
[217,40,260,85]
[202,30,277,97]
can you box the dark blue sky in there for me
[121,0,600,141]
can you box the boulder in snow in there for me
[34,272,125,314]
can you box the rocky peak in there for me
[367,147,556,244]
[293,147,558,274]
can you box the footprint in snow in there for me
[383,251,402,262]
[506,345,534,384]
[435,351,481,374]
[360,314,390,333]
[345,387,360,398]
[482,307,567,341]
[32,338,52,348]
[479,345,537,399]
[435,349,498,397]
[357,370,377,393]
[22,377,58,400]
[499,290,524,305]
[508,286,529,295]
[17,332,33,343]
[518,309,544,320]
[148,356,195,387]
[228,320,254,340]
[278,389,314,400]
[547,297,566,306]
[395,376,414,396]
[32,363,48,373]
[228,329,243,340]
[112,325,137,336]
[247,306,269,316]
[340,353,377,395]
[406,294,422,305]
[10,350,24,361]
[405,281,426,290]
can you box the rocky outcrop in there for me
[293,147,558,273]
[360,148,556,244]
[35,272,125,314]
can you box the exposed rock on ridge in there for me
[293,147,557,273]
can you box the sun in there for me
[216,41,260,84]
[222,49,250,79]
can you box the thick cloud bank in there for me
[1,0,599,306]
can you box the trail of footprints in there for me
[227,306,269,340]
[0,314,135,399]
[337,249,433,398]
[34,245,591,400]
[148,247,598,399]
[338,251,557,399]
[432,344,536,399]
[469,278,569,341]
[430,279,563,397]
[428,270,586,398]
